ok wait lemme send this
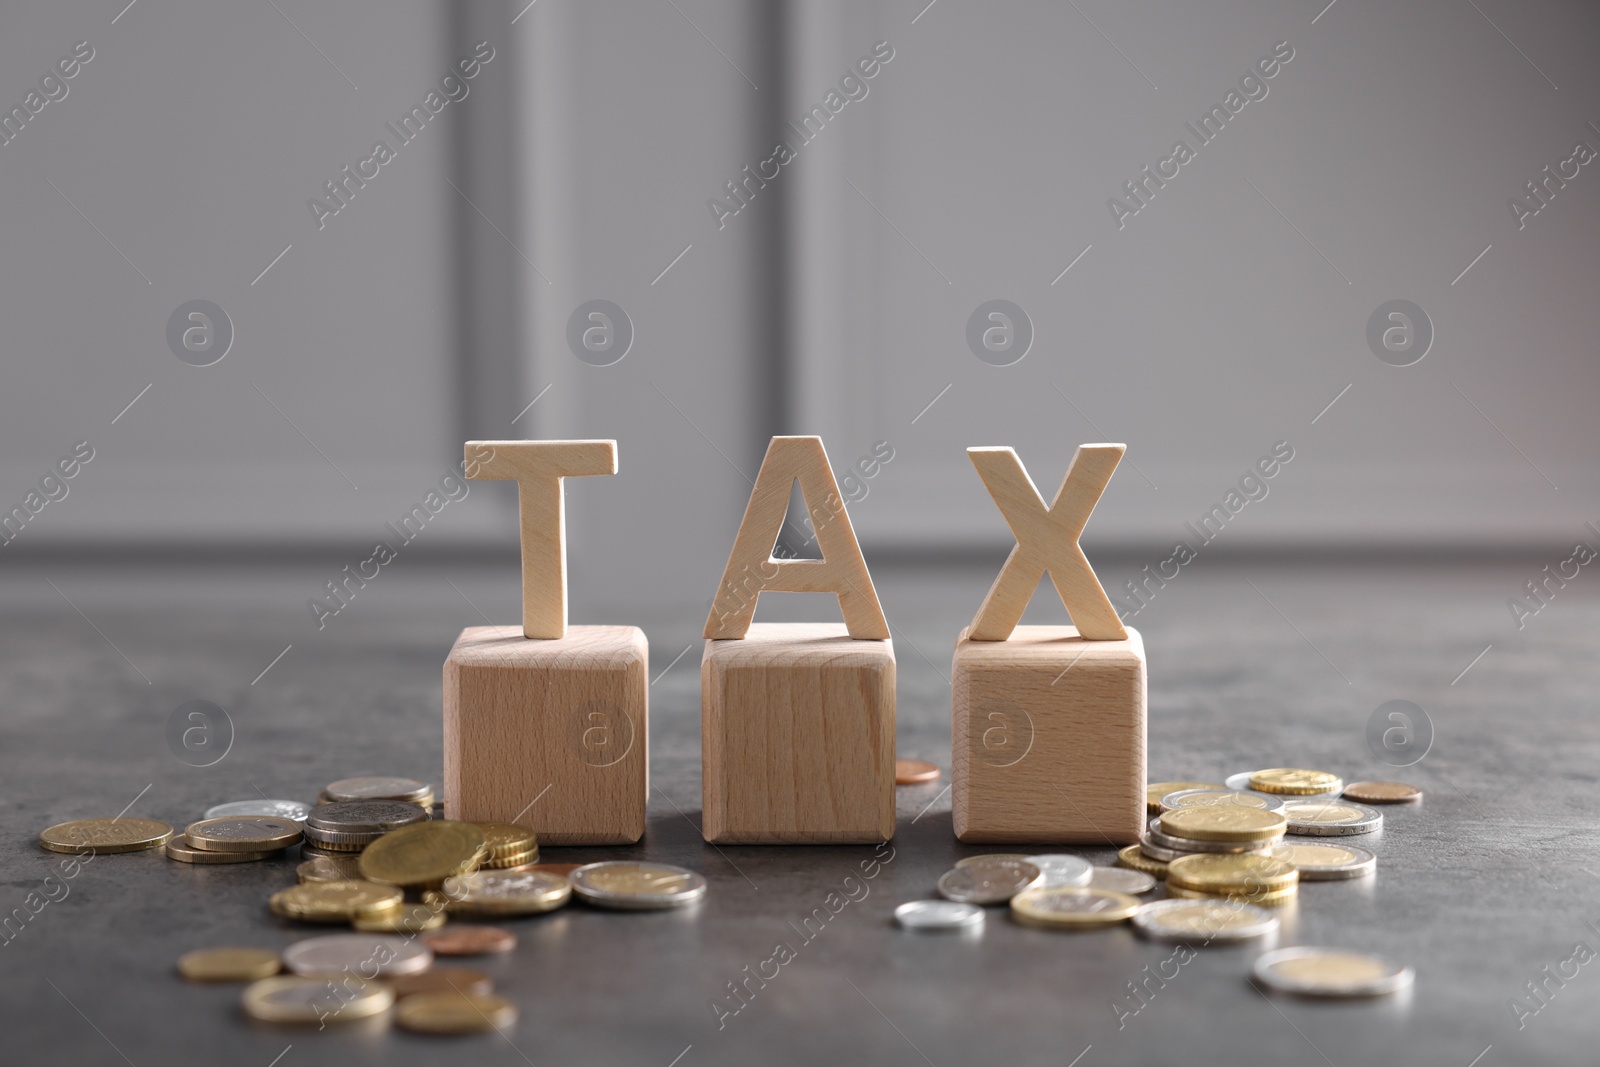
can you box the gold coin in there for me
[442,870,572,915]
[396,991,516,1034]
[388,966,493,1000]
[1147,782,1223,812]
[242,974,392,1024]
[1010,887,1140,929]
[1165,883,1299,907]
[268,880,404,923]
[298,856,357,883]
[1158,807,1287,843]
[352,902,447,933]
[358,821,488,888]
[1280,800,1370,825]
[1166,853,1298,894]
[177,947,282,982]
[482,847,539,870]
[166,838,278,864]
[1250,768,1342,795]
[474,822,538,860]
[1117,844,1167,879]
[1343,780,1421,804]
[184,816,302,853]
[40,817,172,854]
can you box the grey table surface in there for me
[2,556,1597,1066]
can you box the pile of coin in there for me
[167,815,304,864]
[318,776,434,810]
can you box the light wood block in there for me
[444,624,646,845]
[701,623,894,844]
[952,624,1145,844]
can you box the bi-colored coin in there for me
[1118,844,1167,878]
[938,858,1042,905]
[1147,823,1279,854]
[1250,768,1344,796]
[1147,782,1224,812]
[423,925,517,956]
[895,759,940,785]
[396,992,516,1034]
[1087,866,1156,895]
[358,820,487,887]
[1166,853,1298,894]
[166,838,278,864]
[1132,899,1278,943]
[569,862,707,911]
[185,816,302,853]
[1139,835,1187,863]
[1010,887,1140,929]
[1160,788,1285,814]
[1253,946,1413,997]
[177,947,283,982]
[444,870,574,915]
[242,974,392,1024]
[204,799,312,823]
[473,823,538,862]
[1343,781,1422,804]
[1280,799,1383,836]
[1158,807,1287,844]
[1024,854,1094,888]
[1270,841,1377,881]
[894,900,985,931]
[321,776,432,805]
[388,966,493,1000]
[352,902,448,933]
[1166,883,1299,908]
[39,818,172,854]
[269,880,404,924]
[282,934,433,978]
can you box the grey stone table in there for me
[2,557,1595,1066]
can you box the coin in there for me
[894,900,985,931]
[359,820,487,888]
[1160,788,1285,814]
[242,974,392,1024]
[304,800,429,850]
[483,848,539,870]
[1010,887,1140,929]
[1270,841,1377,881]
[298,856,356,883]
[954,853,1030,868]
[166,838,278,864]
[569,862,707,911]
[352,902,447,933]
[283,934,432,978]
[1166,854,1298,895]
[474,822,538,861]
[1158,807,1287,843]
[938,858,1042,905]
[1087,866,1156,895]
[1132,899,1278,943]
[1023,854,1093,888]
[396,991,516,1034]
[895,759,940,785]
[297,847,364,876]
[1250,768,1344,796]
[524,863,583,878]
[1165,883,1299,907]
[177,947,283,981]
[268,881,404,924]
[1253,946,1413,997]
[1280,799,1383,836]
[1118,843,1167,878]
[1147,823,1280,854]
[444,869,575,914]
[204,799,312,823]
[1343,781,1422,804]
[185,816,302,853]
[39,817,172,854]
[1139,835,1187,863]
[423,926,517,956]
[388,966,493,999]
[321,776,433,805]
[1147,781,1224,811]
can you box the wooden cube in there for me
[701,622,894,844]
[952,624,1145,844]
[444,624,646,845]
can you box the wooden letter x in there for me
[967,444,1128,642]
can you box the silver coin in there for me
[1160,788,1285,814]
[304,800,430,836]
[1226,770,1341,796]
[937,858,1042,905]
[1147,821,1280,854]
[1133,899,1278,943]
[1023,854,1093,888]
[1086,866,1156,895]
[894,900,985,931]
[1280,798,1383,836]
[1140,835,1187,863]
[282,934,432,977]
[321,776,432,804]
[1253,946,1413,997]
[954,853,1030,868]
[204,799,312,823]
[1269,841,1377,881]
[569,862,707,910]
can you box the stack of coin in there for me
[1242,767,1343,797]
[203,799,312,823]
[474,823,539,869]
[318,776,434,810]
[168,816,302,865]
[1145,781,1225,813]
[302,800,429,853]
[1140,805,1287,868]
[1165,853,1299,907]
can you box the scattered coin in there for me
[177,947,283,982]
[268,881,404,924]
[185,816,302,853]
[358,820,488,888]
[166,838,279,864]
[1024,854,1093,888]
[938,858,1042,905]
[1280,799,1383,836]
[242,974,392,1024]
[1010,887,1140,930]
[1086,866,1156,895]
[1166,854,1298,897]
[444,869,575,915]
[955,853,1030,868]
[1160,788,1285,813]
[1343,781,1422,804]
[204,799,312,823]
[423,925,517,957]
[894,900,985,931]
[1250,768,1344,796]
[570,862,707,911]
[39,817,173,854]
[1252,946,1413,997]
[1147,823,1279,855]
[895,759,941,785]
[396,991,516,1035]
[282,934,433,978]
[321,776,433,806]
[388,966,493,1000]
[352,902,448,933]
[1119,843,1168,878]
[1271,841,1377,881]
[298,856,356,883]
[1158,807,1287,843]
[1147,781,1224,812]
[303,800,429,851]
[1132,899,1278,943]
[1165,883,1299,908]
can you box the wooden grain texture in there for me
[464,440,617,639]
[444,624,646,845]
[702,622,895,844]
[967,444,1128,642]
[952,624,1145,844]
[704,436,889,641]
